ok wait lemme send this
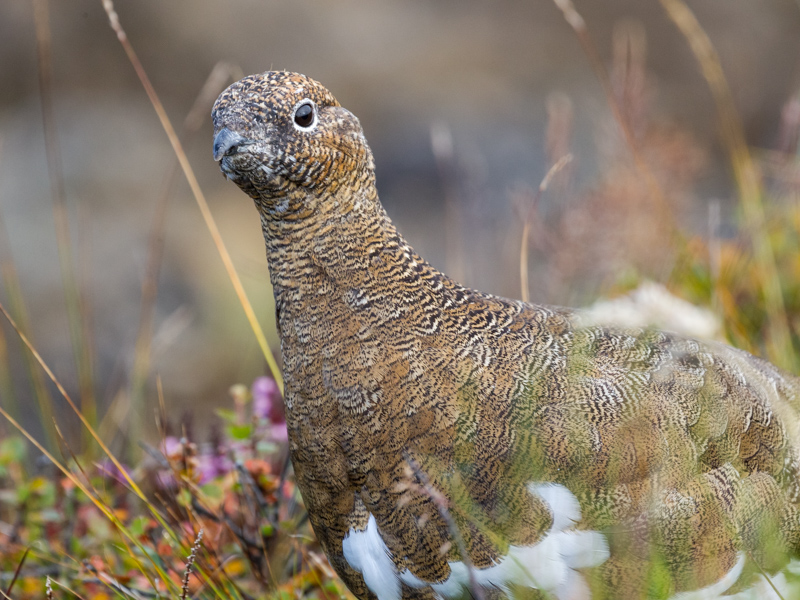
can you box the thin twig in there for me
[53,420,90,487]
[4,547,29,596]
[180,529,204,600]
[236,461,270,516]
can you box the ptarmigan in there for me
[212,71,800,600]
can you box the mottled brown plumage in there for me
[212,71,800,599]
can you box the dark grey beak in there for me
[213,127,249,161]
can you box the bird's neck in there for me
[258,185,448,410]
[262,181,387,275]
[258,185,438,338]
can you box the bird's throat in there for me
[257,186,438,403]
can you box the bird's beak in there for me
[213,127,249,161]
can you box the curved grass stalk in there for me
[660,0,795,372]
[32,0,97,441]
[0,300,233,599]
[0,404,175,596]
[100,0,283,392]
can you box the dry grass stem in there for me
[659,0,795,370]
[746,549,785,600]
[100,0,284,391]
[4,547,29,597]
[32,0,97,436]
[129,61,239,437]
[520,154,573,302]
[552,0,672,233]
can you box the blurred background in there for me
[1,0,800,449]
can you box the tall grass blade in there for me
[0,405,177,596]
[0,212,57,449]
[129,62,239,434]
[551,0,674,240]
[32,0,97,443]
[100,0,284,392]
[660,0,795,371]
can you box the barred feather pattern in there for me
[212,71,800,599]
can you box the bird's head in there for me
[211,71,375,213]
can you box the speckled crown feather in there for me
[212,71,340,133]
[213,71,373,204]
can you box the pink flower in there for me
[197,451,233,483]
[252,376,288,442]
[96,458,132,484]
[160,436,181,458]
[252,377,285,424]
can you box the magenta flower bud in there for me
[160,436,181,458]
[251,376,285,424]
[198,452,233,483]
[96,458,132,484]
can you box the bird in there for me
[211,71,800,600]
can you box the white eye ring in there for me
[292,98,317,131]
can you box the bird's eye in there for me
[294,102,315,129]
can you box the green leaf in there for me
[200,482,224,504]
[177,488,193,508]
[228,424,253,441]
[0,436,26,464]
[129,515,151,537]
